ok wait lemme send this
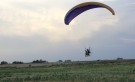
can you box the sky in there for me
[0,0,135,63]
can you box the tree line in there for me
[0,59,48,65]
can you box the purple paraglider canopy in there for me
[64,2,115,25]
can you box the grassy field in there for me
[0,60,135,82]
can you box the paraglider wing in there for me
[64,2,115,25]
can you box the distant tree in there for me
[58,60,63,63]
[32,59,47,63]
[65,60,71,63]
[1,61,8,65]
[12,61,23,64]
[117,58,123,60]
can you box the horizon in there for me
[1,57,135,64]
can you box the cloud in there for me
[0,0,119,43]
[121,38,135,44]
[125,2,135,10]
[98,0,116,2]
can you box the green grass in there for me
[0,62,135,82]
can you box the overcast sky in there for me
[0,0,135,62]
